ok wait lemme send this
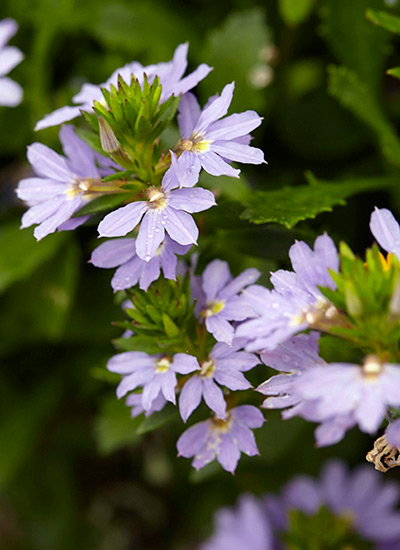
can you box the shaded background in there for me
[1,0,400,548]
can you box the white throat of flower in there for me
[66,177,100,200]
[155,357,171,373]
[180,131,212,154]
[289,297,338,328]
[147,186,168,210]
[200,359,216,378]
[362,355,384,380]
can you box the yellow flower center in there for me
[201,300,225,318]
[180,132,212,154]
[155,357,171,373]
[200,359,216,378]
[362,355,383,380]
[147,186,167,210]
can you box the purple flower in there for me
[107,351,199,411]
[179,339,258,421]
[370,207,400,259]
[293,355,400,436]
[257,332,360,447]
[176,405,264,473]
[195,259,260,344]
[97,166,216,261]
[386,418,400,447]
[35,43,212,130]
[177,83,264,178]
[257,332,324,411]
[201,494,273,550]
[16,125,119,240]
[90,235,190,291]
[203,460,400,549]
[318,461,400,544]
[236,234,339,352]
[0,18,23,107]
[125,391,167,418]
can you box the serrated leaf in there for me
[95,396,142,454]
[136,406,177,434]
[73,192,132,217]
[327,65,400,166]
[279,0,314,26]
[241,174,398,228]
[366,8,400,34]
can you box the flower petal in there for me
[136,209,165,261]
[161,206,198,245]
[168,187,216,213]
[34,105,83,131]
[98,201,147,237]
[90,238,136,268]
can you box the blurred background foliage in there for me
[1,0,400,548]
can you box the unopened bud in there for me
[98,117,120,154]
[98,117,134,169]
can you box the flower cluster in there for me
[202,460,400,549]
[17,37,400,476]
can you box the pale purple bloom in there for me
[16,125,118,240]
[257,332,324,411]
[203,460,400,549]
[257,332,359,447]
[293,356,400,436]
[179,339,258,421]
[35,43,212,130]
[385,418,400,447]
[319,461,400,545]
[201,494,273,550]
[195,259,260,344]
[108,351,199,411]
[236,234,339,352]
[90,235,190,291]
[98,166,216,261]
[177,83,264,179]
[0,19,23,107]
[370,207,400,259]
[177,405,264,473]
[125,391,167,418]
[269,460,400,545]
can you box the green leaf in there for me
[162,313,180,338]
[241,173,398,228]
[320,0,389,94]
[366,8,400,34]
[279,0,314,26]
[75,126,103,155]
[0,379,61,489]
[95,395,142,455]
[0,222,67,293]
[73,192,133,217]
[327,65,400,166]
[113,335,168,354]
[136,405,177,434]
[102,170,136,182]
[201,8,273,112]
[387,66,400,79]
[0,241,80,354]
